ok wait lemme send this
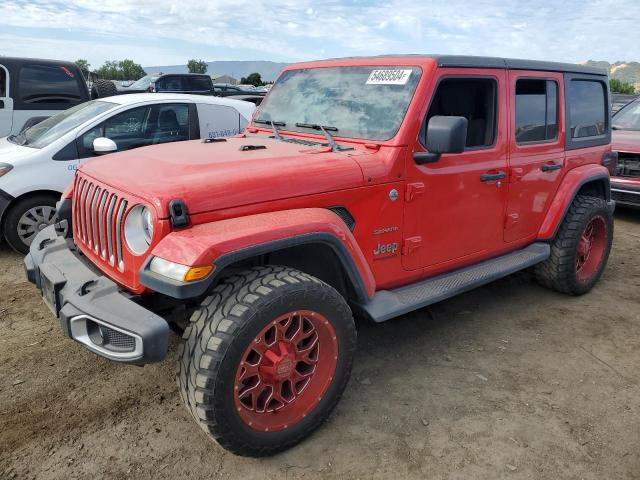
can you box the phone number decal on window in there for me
[366,69,412,85]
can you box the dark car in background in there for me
[0,57,90,136]
[120,73,213,95]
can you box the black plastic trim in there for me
[541,173,613,240]
[139,232,370,303]
[24,226,169,364]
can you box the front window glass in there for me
[13,100,115,148]
[612,99,640,131]
[256,66,422,141]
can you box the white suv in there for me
[0,93,255,252]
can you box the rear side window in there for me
[567,80,606,138]
[18,64,83,106]
[515,79,558,143]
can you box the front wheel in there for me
[177,266,356,456]
[535,195,613,295]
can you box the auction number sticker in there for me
[366,69,412,85]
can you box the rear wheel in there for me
[177,266,356,456]
[3,194,59,253]
[535,195,613,295]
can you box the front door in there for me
[403,69,509,272]
[0,64,13,137]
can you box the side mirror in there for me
[414,115,468,165]
[92,137,117,155]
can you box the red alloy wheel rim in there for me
[234,310,338,432]
[576,216,607,281]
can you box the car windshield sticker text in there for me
[366,69,412,85]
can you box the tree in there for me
[240,72,263,87]
[94,59,146,80]
[610,78,636,94]
[187,59,208,74]
[74,59,90,80]
[118,59,146,80]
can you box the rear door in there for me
[0,63,13,136]
[505,70,565,243]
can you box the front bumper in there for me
[611,180,640,207]
[24,225,169,364]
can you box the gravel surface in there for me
[1,210,639,479]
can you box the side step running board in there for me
[360,242,550,323]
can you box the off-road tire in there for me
[90,79,118,99]
[177,266,356,457]
[535,195,613,295]
[2,194,59,254]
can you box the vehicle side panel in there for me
[149,208,376,298]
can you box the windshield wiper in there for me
[253,118,286,141]
[295,123,339,151]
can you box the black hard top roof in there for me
[311,54,608,76]
[433,55,607,76]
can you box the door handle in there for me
[480,171,506,182]
[541,163,562,172]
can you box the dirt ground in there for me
[1,210,639,480]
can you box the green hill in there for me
[584,60,640,87]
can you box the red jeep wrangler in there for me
[25,55,616,456]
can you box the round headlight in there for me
[124,205,154,255]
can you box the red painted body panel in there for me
[150,208,376,298]
[68,55,612,299]
[611,130,640,188]
[537,163,610,239]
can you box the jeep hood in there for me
[612,130,640,153]
[78,136,366,216]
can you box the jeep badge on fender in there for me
[25,55,614,457]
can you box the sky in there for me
[1,0,640,69]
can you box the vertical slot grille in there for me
[73,175,128,272]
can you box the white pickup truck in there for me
[0,93,255,252]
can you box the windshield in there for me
[11,100,115,149]
[613,100,640,131]
[256,66,422,141]
[129,75,158,90]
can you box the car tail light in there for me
[602,151,618,175]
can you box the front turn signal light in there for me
[184,265,214,282]
[149,257,213,282]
